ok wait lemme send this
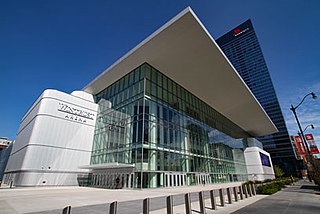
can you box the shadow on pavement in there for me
[300,185,320,191]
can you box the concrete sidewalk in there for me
[233,180,320,214]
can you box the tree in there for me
[306,153,320,186]
[274,165,284,178]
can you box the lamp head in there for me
[311,92,317,99]
[311,124,315,129]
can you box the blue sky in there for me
[1,0,320,150]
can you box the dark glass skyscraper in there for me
[216,20,297,175]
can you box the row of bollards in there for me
[61,183,256,214]
[184,184,256,214]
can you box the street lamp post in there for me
[298,124,315,153]
[299,124,315,136]
[290,92,317,153]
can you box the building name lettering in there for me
[233,27,249,37]
[58,103,95,123]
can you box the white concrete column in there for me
[148,150,157,188]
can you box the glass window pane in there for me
[124,75,129,89]
[146,65,151,80]
[163,89,168,103]
[157,71,162,86]
[172,82,177,96]
[129,72,134,85]
[151,82,157,97]
[134,68,140,82]
[139,80,144,94]
[146,80,151,95]
[157,85,162,100]
[140,64,146,78]
[163,76,167,90]
[151,68,157,83]
[168,79,172,93]
[119,78,124,91]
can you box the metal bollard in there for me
[185,193,192,214]
[209,190,216,210]
[167,195,173,214]
[227,188,232,204]
[109,201,118,214]
[239,185,244,200]
[199,191,205,214]
[143,198,150,214]
[247,184,252,197]
[233,187,238,202]
[62,206,71,214]
[243,184,248,198]
[219,188,225,207]
[251,183,256,195]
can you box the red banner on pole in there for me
[295,136,307,154]
[292,135,307,161]
[305,133,319,154]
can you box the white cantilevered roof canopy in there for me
[84,7,278,137]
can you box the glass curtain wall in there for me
[91,63,249,188]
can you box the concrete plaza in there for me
[0,181,263,214]
[1,180,319,214]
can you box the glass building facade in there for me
[90,63,250,188]
[216,20,297,175]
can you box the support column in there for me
[160,172,164,187]
[128,174,132,188]
[149,150,157,188]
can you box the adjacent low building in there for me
[4,7,276,188]
[0,137,13,182]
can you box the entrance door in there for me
[164,172,186,187]
[90,172,134,189]
[196,173,210,185]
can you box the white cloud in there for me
[278,82,320,152]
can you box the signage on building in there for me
[305,133,319,154]
[233,27,249,37]
[259,152,271,167]
[58,102,95,124]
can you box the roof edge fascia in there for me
[189,9,277,133]
[83,7,193,92]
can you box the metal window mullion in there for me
[141,78,146,189]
